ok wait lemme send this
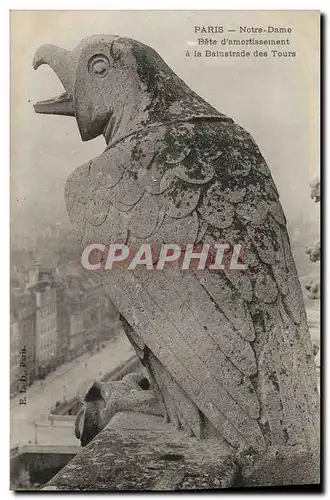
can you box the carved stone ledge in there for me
[44,412,238,491]
[239,447,320,488]
[44,412,320,491]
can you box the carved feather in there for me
[66,117,318,452]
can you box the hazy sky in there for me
[11,10,319,247]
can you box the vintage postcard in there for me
[10,10,320,491]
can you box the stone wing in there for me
[65,120,316,451]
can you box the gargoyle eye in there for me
[88,55,110,77]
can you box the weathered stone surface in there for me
[45,412,238,491]
[239,447,320,487]
[75,372,164,447]
[45,412,320,491]
[34,34,320,481]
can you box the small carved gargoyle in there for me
[74,372,164,447]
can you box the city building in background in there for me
[10,233,120,397]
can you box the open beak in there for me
[33,44,75,116]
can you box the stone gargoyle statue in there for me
[33,36,319,466]
[74,371,163,447]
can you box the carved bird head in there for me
[33,35,220,143]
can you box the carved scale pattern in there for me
[65,119,319,452]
